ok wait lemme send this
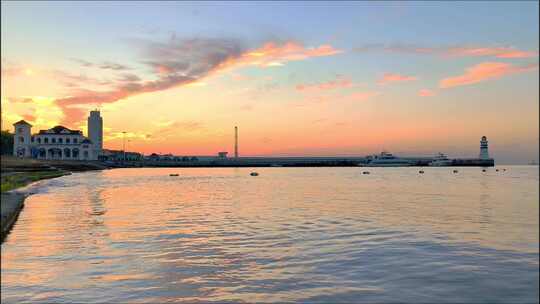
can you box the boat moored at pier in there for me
[429,153,453,166]
[360,152,413,167]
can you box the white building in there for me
[12,110,104,161]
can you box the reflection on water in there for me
[2,167,539,302]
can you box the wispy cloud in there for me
[71,58,131,70]
[347,91,380,102]
[235,42,342,67]
[152,120,205,138]
[354,43,538,59]
[296,75,353,91]
[378,73,417,85]
[70,58,94,67]
[98,62,131,71]
[418,89,435,97]
[439,62,538,88]
[118,73,141,82]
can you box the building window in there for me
[44,138,49,143]
[66,138,70,144]
[31,137,34,143]
[52,138,56,143]
[18,128,22,133]
[74,138,78,143]
[37,138,41,143]
[19,136,24,143]
[59,138,63,144]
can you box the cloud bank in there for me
[53,38,342,124]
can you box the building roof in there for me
[38,125,82,135]
[13,120,32,126]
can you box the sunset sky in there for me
[1,1,538,164]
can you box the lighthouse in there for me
[479,136,489,160]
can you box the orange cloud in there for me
[378,73,417,85]
[218,41,342,70]
[439,62,538,88]
[296,75,353,91]
[418,89,435,97]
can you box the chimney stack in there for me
[234,126,238,158]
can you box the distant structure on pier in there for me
[479,136,489,160]
[234,126,238,158]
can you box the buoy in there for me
[496,169,499,172]
[503,169,506,171]
[362,171,370,175]
[453,170,458,173]
[419,170,424,174]
[169,173,179,176]
[482,169,486,172]
[250,172,259,176]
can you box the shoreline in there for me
[1,156,107,243]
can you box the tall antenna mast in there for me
[234,126,238,158]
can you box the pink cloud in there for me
[355,44,538,59]
[445,47,538,59]
[296,75,353,91]
[439,62,538,88]
[418,89,435,97]
[378,73,417,85]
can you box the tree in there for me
[1,130,14,155]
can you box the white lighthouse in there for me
[479,136,489,160]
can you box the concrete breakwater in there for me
[139,156,494,168]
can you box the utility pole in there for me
[127,139,131,161]
[122,131,126,163]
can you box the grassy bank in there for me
[1,170,70,192]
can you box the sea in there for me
[1,166,538,303]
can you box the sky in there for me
[1,1,538,164]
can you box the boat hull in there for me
[360,163,413,167]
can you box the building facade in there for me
[12,111,103,161]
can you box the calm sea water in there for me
[1,167,539,303]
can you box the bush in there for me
[1,130,14,155]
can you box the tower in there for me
[13,120,32,157]
[479,136,489,159]
[234,126,238,158]
[88,110,103,151]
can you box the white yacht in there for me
[360,151,413,167]
[429,153,453,166]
